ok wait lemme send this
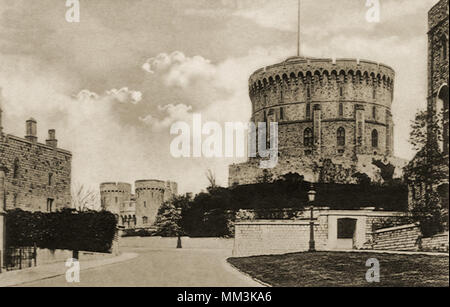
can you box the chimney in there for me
[25,118,37,143]
[46,129,58,148]
[0,106,3,136]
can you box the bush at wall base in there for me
[5,208,117,253]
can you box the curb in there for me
[224,259,271,287]
[1,252,138,287]
[329,249,449,257]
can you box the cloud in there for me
[139,104,193,131]
[106,88,143,104]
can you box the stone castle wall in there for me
[428,0,449,98]
[364,223,449,253]
[233,220,328,257]
[0,132,72,212]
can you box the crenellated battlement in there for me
[249,57,395,95]
[100,182,132,194]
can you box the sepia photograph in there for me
[0,0,448,294]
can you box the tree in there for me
[405,109,449,236]
[71,183,100,211]
[205,169,217,189]
[155,195,192,237]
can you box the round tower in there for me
[99,182,132,215]
[249,57,396,158]
[135,180,166,227]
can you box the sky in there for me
[0,0,439,194]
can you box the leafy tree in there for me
[405,109,449,236]
[155,195,192,237]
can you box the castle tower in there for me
[428,0,449,156]
[135,180,166,227]
[248,57,395,159]
[229,57,399,186]
[164,181,178,202]
[100,182,132,215]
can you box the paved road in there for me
[20,246,261,287]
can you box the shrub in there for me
[5,209,117,253]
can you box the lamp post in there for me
[308,188,316,252]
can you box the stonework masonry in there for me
[364,223,449,253]
[229,57,405,186]
[0,110,72,212]
[100,180,178,228]
[233,208,406,257]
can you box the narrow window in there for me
[304,128,313,147]
[306,103,311,119]
[280,107,284,120]
[115,196,118,204]
[337,127,346,146]
[13,158,19,179]
[47,198,54,212]
[372,106,377,119]
[339,85,343,97]
[372,129,379,148]
[144,201,147,208]
[307,85,311,99]
[48,173,53,186]
[372,86,376,99]
[143,216,148,224]
[442,36,448,61]
[339,103,344,117]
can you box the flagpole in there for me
[297,0,301,57]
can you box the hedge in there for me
[5,209,117,253]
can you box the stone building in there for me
[229,57,406,186]
[100,180,178,229]
[0,107,72,212]
[406,0,449,214]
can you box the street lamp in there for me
[308,187,316,252]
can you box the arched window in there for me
[143,216,148,224]
[437,84,449,154]
[13,158,19,179]
[304,128,313,147]
[339,103,344,117]
[306,85,311,99]
[371,129,379,148]
[337,127,345,146]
